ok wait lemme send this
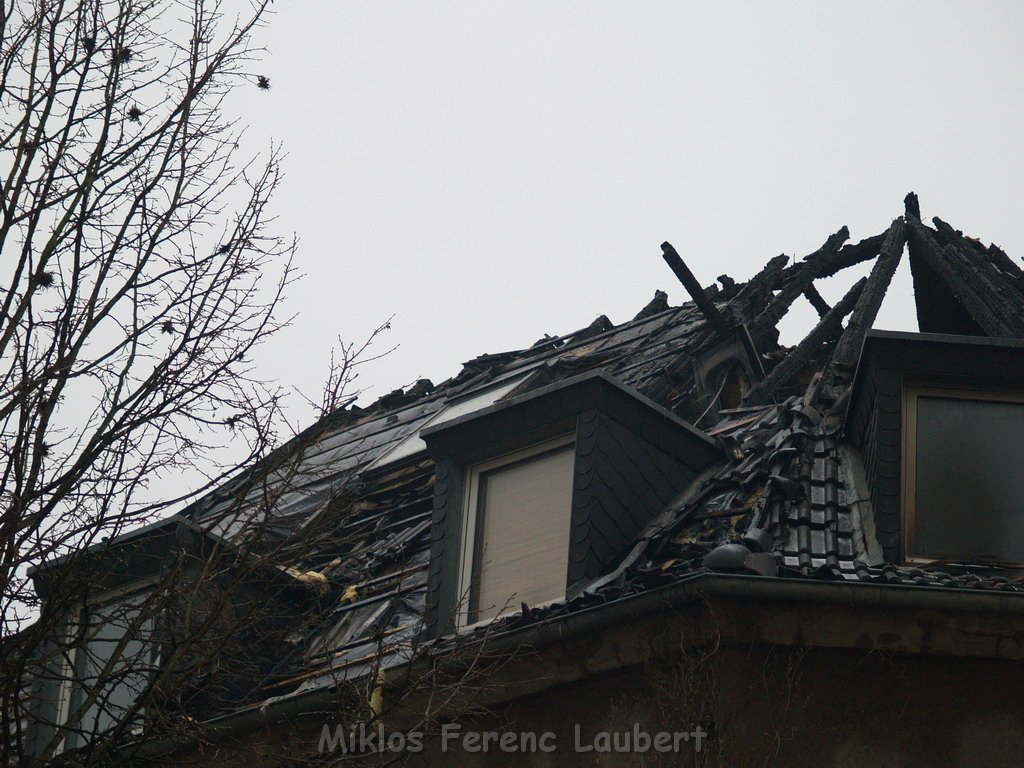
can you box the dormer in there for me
[421,372,721,636]
[847,331,1024,566]
[27,517,178,755]
[25,516,312,757]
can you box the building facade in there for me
[8,194,1024,767]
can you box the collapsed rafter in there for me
[660,192,1023,410]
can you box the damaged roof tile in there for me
[180,195,1024,710]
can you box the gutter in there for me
[112,572,1024,762]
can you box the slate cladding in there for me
[180,195,1024,715]
[419,372,722,636]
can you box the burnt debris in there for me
[174,193,1024,716]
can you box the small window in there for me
[58,590,157,750]
[459,437,575,625]
[903,386,1024,565]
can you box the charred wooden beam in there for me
[814,232,887,279]
[907,230,984,335]
[715,274,738,299]
[730,253,790,322]
[826,219,907,384]
[750,227,850,334]
[932,217,985,254]
[775,231,887,286]
[633,289,670,321]
[726,232,880,324]
[986,243,1023,279]
[803,285,831,317]
[660,242,728,331]
[904,191,921,221]
[932,216,1024,305]
[744,277,867,406]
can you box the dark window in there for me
[62,593,155,749]
[905,388,1024,564]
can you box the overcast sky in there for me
[231,1,1024,423]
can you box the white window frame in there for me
[55,577,159,752]
[456,434,576,630]
[51,607,81,755]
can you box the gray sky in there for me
[232,1,1024,421]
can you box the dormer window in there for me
[847,331,1024,567]
[28,517,190,756]
[686,326,763,425]
[422,372,720,637]
[460,436,575,625]
[903,386,1024,565]
[28,515,307,760]
[57,587,157,751]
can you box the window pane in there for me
[472,446,574,622]
[68,594,153,746]
[370,375,528,469]
[915,396,1024,562]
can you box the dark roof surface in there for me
[181,193,1024,716]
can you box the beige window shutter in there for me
[471,446,574,622]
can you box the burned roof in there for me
[179,192,1024,716]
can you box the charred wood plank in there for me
[743,277,867,406]
[906,219,1024,337]
[633,289,670,321]
[904,191,921,221]
[907,234,984,335]
[750,227,850,333]
[986,243,1024,280]
[803,284,831,317]
[660,242,728,331]
[932,217,986,255]
[801,231,887,281]
[730,253,790,322]
[932,216,1024,305]
[826,219,907,383]
[732,231,884,331]
[775,231,887,285]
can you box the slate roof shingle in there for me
[181,194,1024,716]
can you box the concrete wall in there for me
[388,643,1024,768]
[147,587,1024,768]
